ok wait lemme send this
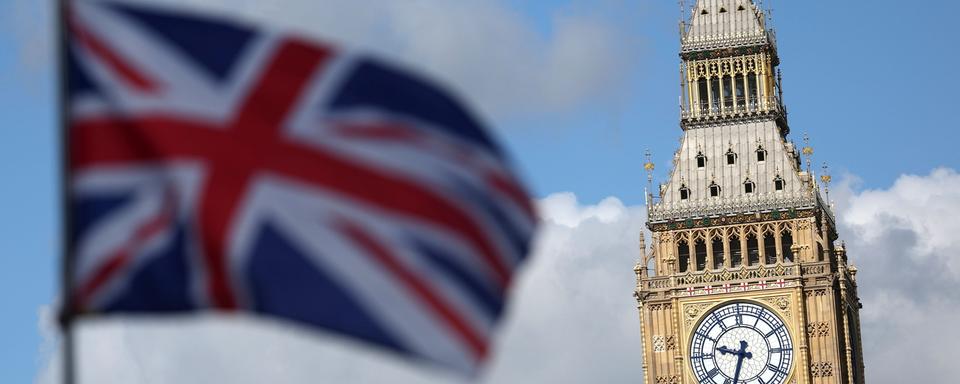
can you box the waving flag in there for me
[65,0,536,374]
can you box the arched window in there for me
[764,232,777,265]
[726,149,737,165]
[747,234,760,266]
[698,78,709,113]
[730,233,743,267]
[711,77,721,112]
[723,75,734,109]
[774,175,785,191]
[696,152,707,168]
[747,75,759,108]
[678,240,690,272]
[680,185,691,200]
[756,145,768,162]
[781,232,795,263]
[744,179,756,194]
[712,237,725,269]
[695,239,708,271]
[734,74,746,108]
[709,182,722,197]
[817,243,824,262]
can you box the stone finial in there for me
[637,233,649,278]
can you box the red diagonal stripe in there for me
[68,15,159,92]
[196,39,331,309]
[75,189,176,310]
[231,38,331,133]
[332,122,535,221]
[73,116,512,288]
[262,141,512,287]
[487,173,536,221]
[339,219,488,360]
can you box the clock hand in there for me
[739,340,753,359]
[731,340,752,384]
[718,344,752,358]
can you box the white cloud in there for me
[21,0,638,120]
[37,193,649,383]
[838,168,960,383]
[36,170,960,383]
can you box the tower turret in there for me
[679,0,785,130]
[635,2,865,384]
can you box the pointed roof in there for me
[682,0,769,52]
[648,119,823,223]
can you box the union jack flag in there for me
[66,0,536,374]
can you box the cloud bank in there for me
[18,0,638,120]
[839,168,960,383]
[37,169,960,383]
[36,192,648,384]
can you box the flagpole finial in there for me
[644,149,656,205]
[821,161,832,204]
[802,133,814,173]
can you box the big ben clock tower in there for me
[634,1,865,384]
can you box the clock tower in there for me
[634,1,865,384]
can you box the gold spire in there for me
[644,150,656,173]
[802,133,814,172]
[820,162,832,185]
[644,149,656,205]
[821,162,833,208]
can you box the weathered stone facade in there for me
[635,1,865,383]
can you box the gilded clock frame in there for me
[679,289,801,384]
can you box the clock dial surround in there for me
[690,302,794,384]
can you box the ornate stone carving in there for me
[684,303,712,327]
[649,207,816,230]
[678,264,798,286]
[805,289,828,298]
[647,278,672,290]
[811,362,834,377]
[655,375,680,384]
[649,303,673,312]
[652,335,666,352]
[801,264,827,275]
[652,335,677,353]
[807,322,830,337]
[665,335,677,351]
[760,295,792,319]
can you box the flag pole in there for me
[58,0,77,383]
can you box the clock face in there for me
[690,302,794,384]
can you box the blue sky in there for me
[1,0,958,383]
[504,0,960,205]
